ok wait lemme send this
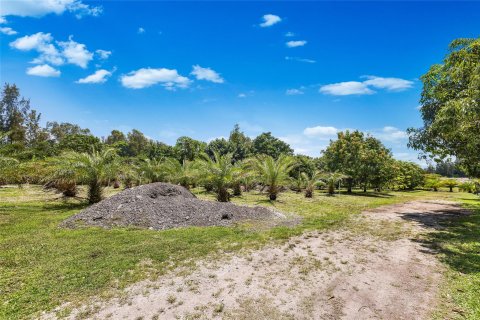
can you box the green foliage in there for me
[175,136,207,162]
[252,132,293,159]
[196,152,243,202]
[162,158,196,189]
[408,37,480,177]
[321,172,347,195]
[248,154,296,200]
[388,160,425,190]
[442,179,458,192]
[424,173,443,192]
[301,170,322,198]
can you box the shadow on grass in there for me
[336,191,394,198]
[403,202,480,275]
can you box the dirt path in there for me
[47,200,470,320]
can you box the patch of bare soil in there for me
[47,200,469,319]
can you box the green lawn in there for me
[0,185,477,319]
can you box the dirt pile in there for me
[62,183,287,230]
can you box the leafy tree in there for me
[0,156,19,185]
[248,154,295,200]
[389,160,425,190]
[424,173,442,192]
[206,138,231,159]
[60,148,121,203]
[228,124,252,162]
[47,121,91,142]
[105,130,127,145]
[358,136,392,191]
[290,155,316,180]
[174,136,206,162]
[127,129,149,156]
[408,38,480,177]
[0,83,31,145]
[252,132,293,159]
[196,152,242,202]
[146,141,176,160]
[139,158,166,183]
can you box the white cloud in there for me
[286,40,307,48]
[95,49,111,60]
[120,67,191,89]
[10,32,64,65]
[319,81,374,96]
[0,16,6,24]
[191,65,224,83]
[0,27,17,35]
[303,126,339,138]
[138,27,145,34]
[10,32,93,68]
[237,93,246,98]
[0,0,102,19]
[286,88,304,95]
[285,56,316,63]
[57,36,93,68]
[259,14,281,27]
[76,69,112,84]
[375,126,407,142]
[362,76,414,91]
[285,32,295,37]
[320,76,414,96]
[26,64,60,77]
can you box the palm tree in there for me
[442,179,458,192]
[61,148,121,204]
[0,156,19,185]
[322,172,347,195]
[44,158,78,197]
[162,158,196,189]
[248,154,296,200]
[139,158,166,183]
[196,152,242,202]
[302,171,322,198]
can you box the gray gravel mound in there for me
[62,182,288,230]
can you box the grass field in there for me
[0,185,478,319]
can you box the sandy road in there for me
[46,200,469,320]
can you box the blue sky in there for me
[1,1,479,162]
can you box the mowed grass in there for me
[0,185,471,319]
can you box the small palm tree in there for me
[248,154,296,200]
[442,179,458,192]
[162,158,196,189]
[61,148,121,204]
[302,171,322,198]
[139,158,166,183]
[44,158,78,197]
[322,172,347,195]
[196,152,242,202]
[0,156,19,185]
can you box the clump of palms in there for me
[424,174,442,192]
[322,172,347,195]
[162,158,196,189]
[139,158,166,183]
[60,148,121,204]
[196,151,242,202]
[0,156,19,185]
[459,181,475,193]
[302,171,322,198]
[248,154,296,201]
[44,158,79,197]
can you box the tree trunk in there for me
[328,183,335,195]
[217,188,230,202]
[305,188,313,198]
[449,186,453,192]
[347,178,353,193]
[233,183,242,196]
[88,181,103,204]
[363,186,367,192]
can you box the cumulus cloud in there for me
[120,67,191,89]
[285,32,295,37]
[286,40,307,48]
[26,64,60,77]
[0,27,17,35]
[259,14,281,27]
[319,81,374,96]
[319,76,414,96]
[362,76,414,91]
[138,27,145,34]
[0,0,102,19]
[190,65,224,83]
[286,88,304,95]
[237,93,247,98]
[76,69,112,84]
[303,126,339,138]
[95,49,111,60]
[0,16,6,24]
[285,56,316,63]
[57,36,93,68]
[10,33,94,68]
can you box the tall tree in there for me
[252,132,293,159]
[127,129,149,156]
[228,124,252,162]
[174,136,206,161]
[0,83,31,145]
[408,38,480,177]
